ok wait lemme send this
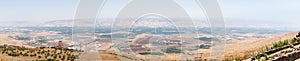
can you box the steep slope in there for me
[225,32,298,59]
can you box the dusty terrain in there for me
[0,34,23,46]
[99,52,120,61]
[0,31,298,61]
[224,32,297,59]
[0,57,8,61]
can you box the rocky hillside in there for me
[224,32,298,60]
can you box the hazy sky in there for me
[0,0,299,26]
[0,0,78,23]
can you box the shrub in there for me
[30,54,37,57]
[38,56,42,59]
[8,53,20,57]
[272,40,289,49]
[165,48,183,53]
[23,53,29,56]
[47,59,56,61]
[265,46,270,51]
[139,52,164,55]
[290,39,297,44]
[18,47,28,51]
[68,55,76,60]
[34,59,56,61]
[0,46,4,48]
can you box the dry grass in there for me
[224,32,297,60]
[99,52,120,61]
[0,57,9,61]
[0,34,23,46]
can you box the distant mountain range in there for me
[44,20,73,24]
[41,20,73,27]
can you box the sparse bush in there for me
[165,48,183,53]
[139,52,164,55]
[38,56,42,59]
[272,40,289,49]
[265,46,270,51]
[30,54,37,57]
[47,59,56,61]
[34,59,56,61]
[68,55,76,60]
[290,39,297,44]
[18,47,27,51]
[0,46,4,48]
[8,53,20,57]
[24,53,29,56]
